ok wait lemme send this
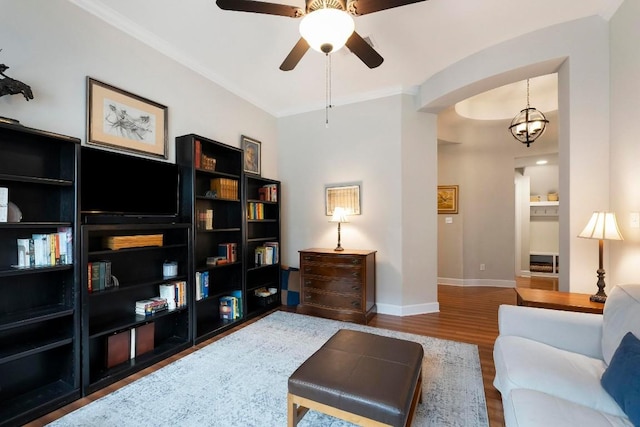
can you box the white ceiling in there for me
[69,0,622,118]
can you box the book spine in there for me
[16,238,30,267]
[195,140,201,169]
[87,262,93,293]
[0,187,7,223]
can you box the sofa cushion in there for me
[504,389,633,427]
[494,335,625,417]
[602,284,640,365]
[601,331,640,426]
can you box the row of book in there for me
[195,271,210,301]
[210,178,238,200]
[254,242,279,266]
[258,184,278,202]
[247,202,265,220]
[88,260,118,292]
[218,242,238,263]
[220,291,242,320]
[196,209,214,230]
[159,281,188,310]
[194,140,216,171]
[16,227,73,268]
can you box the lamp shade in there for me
[578,212,624,241]
[299,8,354,54]
[330,207,349,223]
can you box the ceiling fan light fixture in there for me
[299,8,355,54]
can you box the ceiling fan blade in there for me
[349,0,426,15]
[345,32,383,69]
[216,0,302,17]
[280,38,310,71]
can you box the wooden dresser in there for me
[297,248,377,324]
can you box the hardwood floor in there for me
[27,277,555,427]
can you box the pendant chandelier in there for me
[508,79,549,147]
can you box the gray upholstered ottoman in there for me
[287,329,424,427]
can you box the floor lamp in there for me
[578,211,624,303]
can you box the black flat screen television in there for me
[80,146,179,222]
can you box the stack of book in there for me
[15,227,73,268]
[254,242,279,266]
[218,242,237,263]
[194,140,216,171]
[195,271,210,301]
[159,281,187,310]
[219,291,242,320]
[247,202,264,219]
[135,297,168,316]
[258,184,277,202]
[210,178,238,200]
[88,260,116,293]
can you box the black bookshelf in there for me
[0,122,81,426]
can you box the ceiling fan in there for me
[216,0,427,71]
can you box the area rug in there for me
[49,311,488,427]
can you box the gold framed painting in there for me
[86,77,168,159]
[438,185,459,214]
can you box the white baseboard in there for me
[376,301,440,316]
[438,277,516,288]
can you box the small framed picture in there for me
[86,77,168,159]
[325,183,361,216]
[438,185,459,214]
[242,135,261,176]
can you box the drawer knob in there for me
[304,256,311,261]
[352,272,359,277]
[305,267,311,273]
[305,294,311,300]
[351,259,360,265]
[351,301,361,307]
[351,285,360,291]
[305,280,312,286]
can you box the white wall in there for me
[423,16,611,293]
[0,0,277,172]
[278,94,438,315]
[610,0,640,285]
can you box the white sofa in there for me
[493,284,640,427]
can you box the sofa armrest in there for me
[497,305,604,359]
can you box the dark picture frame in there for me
[242,135,261,176]
[438,185,459,214]
[86,77,168,159]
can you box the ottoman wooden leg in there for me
[288,393,309,427]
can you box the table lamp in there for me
[577,211,623,302]
[330,207,349,251]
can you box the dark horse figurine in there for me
[0,61,34,101]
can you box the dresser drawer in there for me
[301,276,362,294]
[303,290,362,311]
[298,249,377,324]
[300,253,364,266]
[302,263,363,281]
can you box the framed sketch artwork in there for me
[242,135,261,176]
[437,185,459,214]
[86,77,168,159]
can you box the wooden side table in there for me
[515,288,604,314]
[298,248,376,324]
